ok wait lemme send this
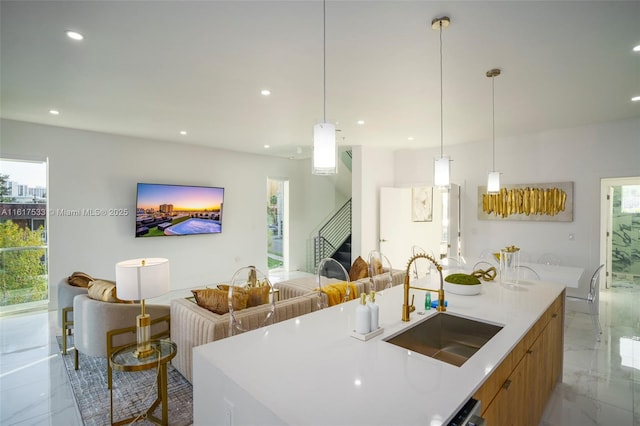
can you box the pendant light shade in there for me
[486,68,501,193]
[312,0,337,175]
[487,171,501,193]
[432,17,451,188]
[313,123,336,175]
[434,156,451,187]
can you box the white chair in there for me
[58,281,88,355]
[479,249,499,265]
[566,264,605,342]
[441,257,465,271]
[410,246,434,280]
[73,294,170,388]
[517,265,540,280]
[538,253,562,266]
[473,260,495,271]
[228,266,276,336]
[316,258,351,309]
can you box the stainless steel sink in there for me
[384,313,503,367]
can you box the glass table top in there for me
[110,339,177,372]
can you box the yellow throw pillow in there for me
[87,280,119,302]
[349,256,369,281]
[192,288,248,314]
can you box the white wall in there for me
[1,119,345,309]
[395,117,640,295]
[351,145,395,260]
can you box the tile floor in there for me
[0,278,638,425]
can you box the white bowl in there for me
[443,281,482,296]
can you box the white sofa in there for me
[171,289,320,383]
[170,269,406,383]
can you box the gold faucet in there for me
[403,253,446,321]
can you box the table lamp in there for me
[115,257,170,358]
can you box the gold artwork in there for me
[478,182,573,222]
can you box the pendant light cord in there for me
[492,74,495,172]
[439,22,444,159]
[323,0,326,124]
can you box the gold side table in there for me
[109,339,177,426]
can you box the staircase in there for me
[331,236,351,276]
[311,199,352,275]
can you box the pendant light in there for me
[432,17,450,187]
[486,68,501,193]
[312,0,337,175]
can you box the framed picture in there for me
[477,181,573,222]
[412,186,433,222]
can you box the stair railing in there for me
[312,199,351,271]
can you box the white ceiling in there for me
[1,1,639,159]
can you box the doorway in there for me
[0,158,48,315]
[379,184,460,270]
[601,177,640,289]
[267,178,289,272]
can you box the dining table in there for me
[462,257,585,288]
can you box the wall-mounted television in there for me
[135,183,224,237]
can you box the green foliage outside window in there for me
[0,220,47,306]
[0,174,10,202]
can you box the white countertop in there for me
[193,275,565,426]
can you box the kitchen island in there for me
[193,276,565,425]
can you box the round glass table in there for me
[109,339,177,426]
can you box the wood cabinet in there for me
[474,291,565,426]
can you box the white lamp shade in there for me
[115,257,170,301]
[312,122,337,175]
[434,156,450,187]
[487,171,501,193]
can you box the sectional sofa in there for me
[170,270,405,383]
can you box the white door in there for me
[379,187,443,270]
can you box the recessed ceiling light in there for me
[264,144,270,149]
[632,96,640,102]
[261,89,271,96]
[408,136,414,141]
[633,45,640,52]
[49,109,60,115]
[65,30,84,41]
[179,130,187,135]
[357,120,365,125]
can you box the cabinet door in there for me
[478,294,565,426]
[543,306,564,395]
[482,357,528,426]
[524,334,547,424]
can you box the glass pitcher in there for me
[500,245,520,286]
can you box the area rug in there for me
[57,336,193,425]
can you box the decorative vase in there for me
[500,245,520,286]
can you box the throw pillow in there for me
[67,271,94,288]
[192,288,249,315]
[349,256,369,281]
[372,257,384,276]
[87,279,120,302]
[218,284,270,308]
[246,285,270,308]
